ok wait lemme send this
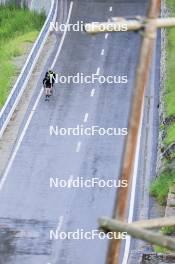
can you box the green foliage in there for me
[161,226,175,235]
[167,0,175,14]
[154,225,175,253]
[164,123,175,146]
[163,1,175,149]
[0,4,45,108]
[150,170,175,205]
[154,245,168,254]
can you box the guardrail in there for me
[0,0,57,138]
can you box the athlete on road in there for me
[43,70,56,101]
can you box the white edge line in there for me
[0,1,74,191]
[0,0,58,139]
[122,99,145,264]
[0,88,43,191]
[0,0,55,122]
[122,38,157,264]
[51,1,74,68]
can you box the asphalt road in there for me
[0,1,150,263]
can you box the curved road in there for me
[0,1,150,263]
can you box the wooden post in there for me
[99,217,175,252]
[84,18,175,34]
[107,1,161,263]
[99,216,175,230]
[84,0,175,262]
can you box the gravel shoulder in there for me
[0,32,57,178]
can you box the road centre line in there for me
[90,89,95,97]
[84,113,89,123]
[0,1,74,191]
[109,6,113,12]
[101,49,105,56]
[57,215,64,231]
[68,175,74,187]
[105,33,108,39]
[76,141,82,153]
[96,67,100,75]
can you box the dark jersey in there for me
[43,77,52,88]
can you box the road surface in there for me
[0,1,154,263]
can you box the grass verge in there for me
[0,4,45,109]
[154,226,175,253]
[150,0,175,204]
[150,170,175,205]
[164,0,175,147]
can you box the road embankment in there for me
[0,3,45,109]
[149,0,175,255]
[0,0,52,15]
[151,0,175,206]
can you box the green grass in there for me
[154,226,175,253]
[163,0,175,146]
[166,0,175,13]
[164,123,175,146]
[154,245,169,254]
[151,1,175,206]
[161,226,175,235]
[150,170,175,205]
[165,28,175,118]
[0,4,45,108]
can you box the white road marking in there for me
[122,97,145,264]
[68,175,74,188]
[122,39,157,264]
[90,89,95,97]
[84,113,89,123]
[105,33,109,39]
[51,1,74,68]
[96,67,100,75]
[0,88,43,191]
[0,1,74,191]
[109,6,113,12]
[76,141,82,153]
[57,216,64,232]
[101,49,105,56]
